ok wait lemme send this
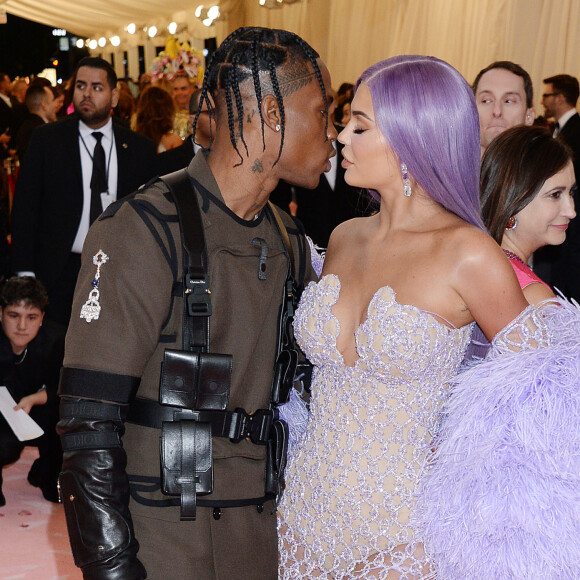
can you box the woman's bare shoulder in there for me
[323,216,375,270]
[442,222,503,266]
[330,216,374,244]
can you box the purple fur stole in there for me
[415,299,580,579]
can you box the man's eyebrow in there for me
[477,89,522,98]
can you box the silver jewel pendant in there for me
[80,289,101,322]
[80,250,109,323]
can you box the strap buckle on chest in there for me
[185,274,212,317]
[229,408,274,445]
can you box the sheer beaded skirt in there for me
[278,275,473,578]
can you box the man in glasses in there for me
[472,61,536,157]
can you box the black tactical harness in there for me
[125,169,309,520]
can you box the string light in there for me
[259,0,300,6]
[195,4,220,26]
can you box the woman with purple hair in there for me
[277,54,532,578]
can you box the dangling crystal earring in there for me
[505,216,518,230]
[401,163,412,197]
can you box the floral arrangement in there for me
[150,38,204,86]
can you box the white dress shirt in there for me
[72,118,118,254]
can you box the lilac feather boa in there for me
[415,298,580,579]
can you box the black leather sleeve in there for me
[57,397,147,580]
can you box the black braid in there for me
[194,27,327,167]
[265,54,286,166]
[251,32,266,152]
[223,66,243,165]
[293,36,329,138]
[191,84,216,148]
[230,53,249,162]
[191,26,247,151]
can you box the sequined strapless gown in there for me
[278,274,473,579]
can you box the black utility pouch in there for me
[159,349,232,520]
[271,348,299,405]
[160,349,231,410]
[160,419,212,520]
[264,419,289,498]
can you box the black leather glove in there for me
[57,397,147,580]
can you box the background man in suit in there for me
[542,74,580,175]
[13,84,58,160]
[536,74,580,302]
[0,73,26,161]
[11,79,28,105]
[156,88,214,175]
[472,61,536,157]
[11,57,157,326]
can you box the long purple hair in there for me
[358,55,484,229]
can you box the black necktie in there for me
[553,122,560,138]
[90,131,107,224]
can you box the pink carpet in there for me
[0,447,82,579]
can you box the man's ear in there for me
[525,107,536,126]
[110,87,120,109]
[261,94,282,132]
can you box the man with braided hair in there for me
[57,27,337,580]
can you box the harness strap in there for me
[127,397,274,444]
[159,170,210,352]
[128,474,274,509]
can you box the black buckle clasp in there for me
[185,274,212,316]
[229,408,274,445]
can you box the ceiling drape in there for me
[3,0,579,109]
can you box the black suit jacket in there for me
[558,112,580,177]
[155,136,195,175]
[14,113,45,160]
[11,115,157,291]
[0,96,25,135]
[0,96,26,160]
[270,139,370,248]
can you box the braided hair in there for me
[193,27,328,166]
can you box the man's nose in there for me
[327,122,338,141]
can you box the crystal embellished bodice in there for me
[278,274,473,577]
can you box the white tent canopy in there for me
[3,0,580,111]
[3,0,196,38]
